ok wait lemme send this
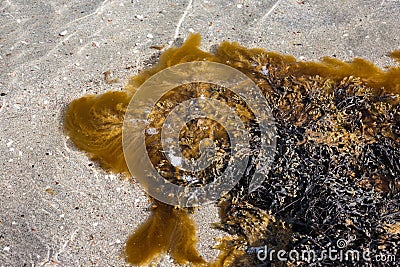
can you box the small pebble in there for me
[146,127,158,135]
[6,140,13,147]
[260,66,269,75]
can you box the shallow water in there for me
[2,0,400,266]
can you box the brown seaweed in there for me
[125,201,205,265]
[64,33,399,266]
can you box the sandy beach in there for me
[1,0,399,266]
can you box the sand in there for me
[0,0,399,266]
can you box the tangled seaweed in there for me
[64,34,399,266]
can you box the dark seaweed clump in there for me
[219,60,400,266]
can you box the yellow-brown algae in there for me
[64,33,399,266]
